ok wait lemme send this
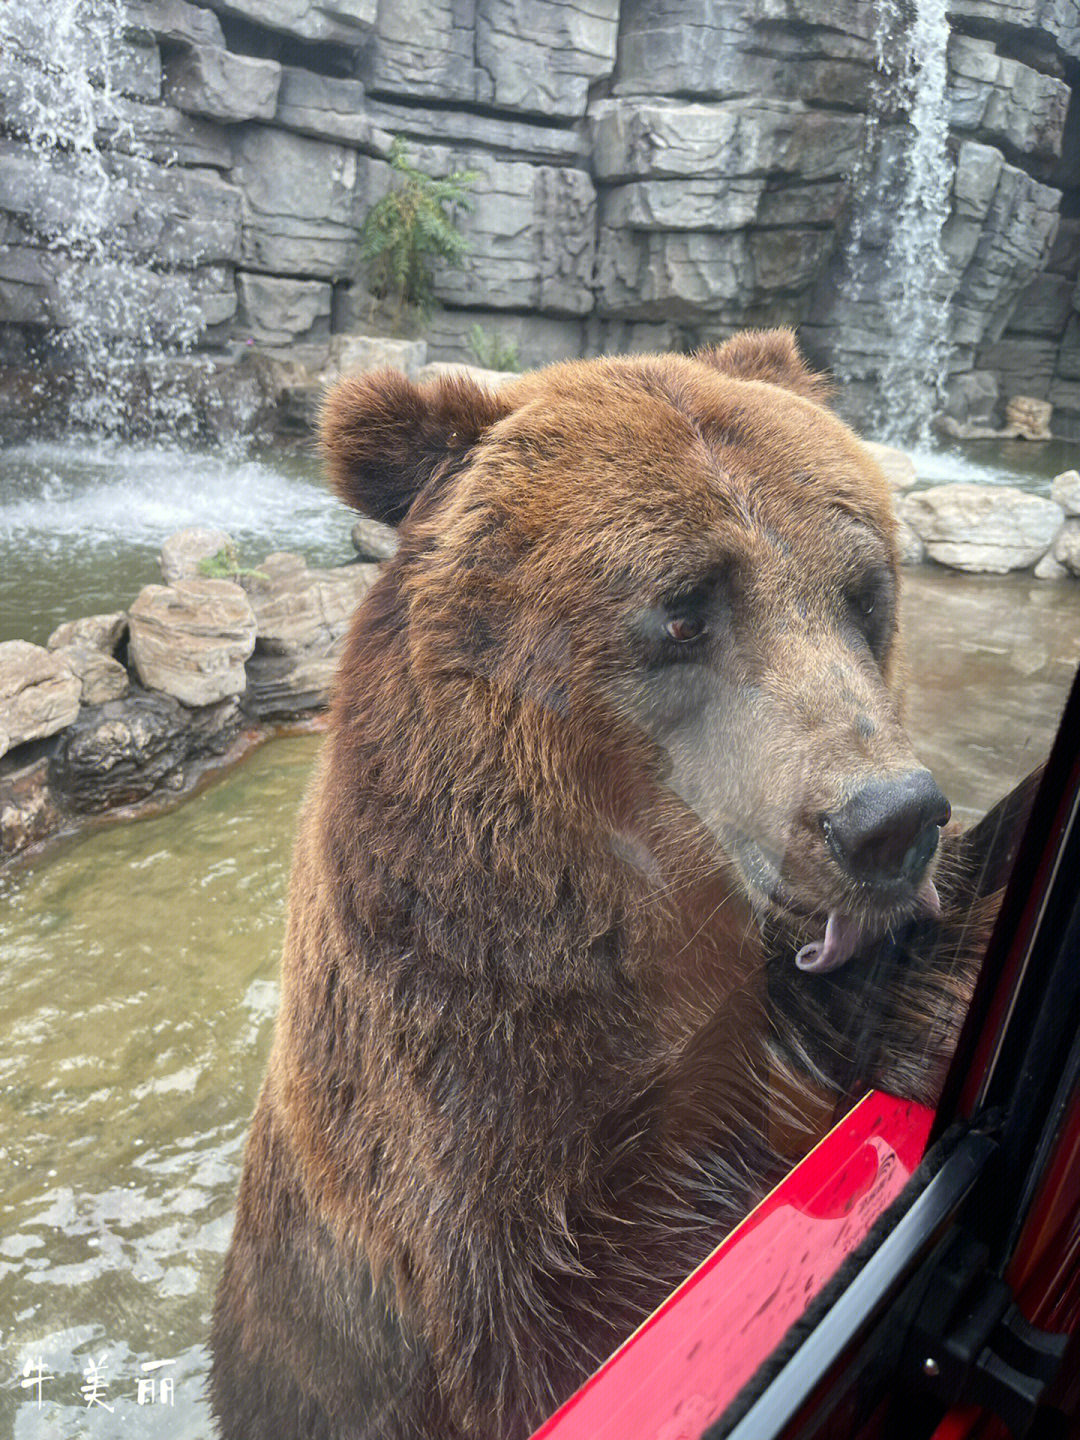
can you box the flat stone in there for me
[51,645,130,705]
[236,273,331,348]
[203,0,375,44]
[363,0,484,104]
[47,612,128,654]
[0,142,243,268]
[242,555,377,657]
[324,334,427,380]
[0,641,81,758]
[1051,470,1080,516]
[947,33,1069,160]
[124,0,226,48]
[49,690,241,812]
[404,143,596,315]
[275,69,388,151]
[366,98,586,162]
[611,1,878,107]
[1004,274,1076,338]
[128,578,257,706]
[475,0,620,118]
[160,527,237,585]
[163,45,281,124]
[900,484,1064,573]
[230,127,390,278]
[590,98,864,183]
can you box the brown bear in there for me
[210,332,1001,1440]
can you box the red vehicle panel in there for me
[531,1093,934,1440]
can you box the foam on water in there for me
[0,439,355,643]
[0,439,349,553]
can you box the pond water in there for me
[0,439,354,646]
[0,737,318,1439]
[0,436,1078,1439]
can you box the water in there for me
[871,0,955,443]
[0,441,355,645]
[828,0,957,445]
[7,0,209,429]
[910,437,1079,496]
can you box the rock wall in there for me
[1,0,1078,436]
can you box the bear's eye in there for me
[662,583,711,646]
[844,569,891,653]
[664,614,706,643]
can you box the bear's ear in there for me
[696,329,832,406]
[320,369,509,525]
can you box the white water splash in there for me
[9,0,209,431]
[873,0,956,443]
[831,0,958,445]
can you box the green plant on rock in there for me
[197,545,260,581]
[467,324,521,372]
[360,138,479,319]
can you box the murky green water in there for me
[0,437,1078,1439]
[0,738,319,1439]
[0,441,352,646]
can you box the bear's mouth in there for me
[731,833,943,974]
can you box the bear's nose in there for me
[821,770,951,885]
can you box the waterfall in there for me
[828,0,957,445]
[8,0,207,432]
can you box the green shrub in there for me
[467,325,521,372]
[197,546,260,581]
[360,138,478,319]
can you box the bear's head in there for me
[321,331,949,974]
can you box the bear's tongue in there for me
[794,878,942,975]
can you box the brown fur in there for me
[211,332,1003,1440]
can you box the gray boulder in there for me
[47,612,127,654]
[203,0,375,44]
[0,641,81,759]
[475,0,620,118]
[900,484,1064,573]
[230,126,390,278]
[275,69,389,151]
[49,691,241,813]
[947,34,1069,160]
[163,46,281,124]
[128,578,257,706]
[51,645,129,706]
[236,273,332,348]
[160,527,237,585]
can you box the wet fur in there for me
[211,333,1017,1440]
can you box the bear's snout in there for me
[820,769,951,888]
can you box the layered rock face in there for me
[1,0,1078,435]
